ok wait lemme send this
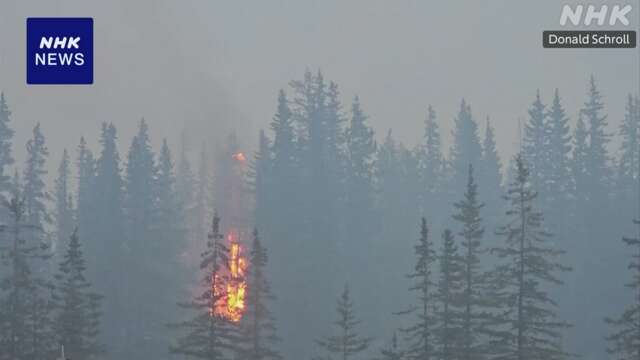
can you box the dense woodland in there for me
[0,71,639,360]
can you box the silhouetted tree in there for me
[316,285,370,360]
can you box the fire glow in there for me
[213,230,247,322]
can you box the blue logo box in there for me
[26,18,93,85]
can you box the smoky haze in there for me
[0,1,638,360]
[0,1,636,165]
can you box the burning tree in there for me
[169,214,238,360]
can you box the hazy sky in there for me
[0,0,637,181]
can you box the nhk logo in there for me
[27,18,93,85]
[560,4,632,26]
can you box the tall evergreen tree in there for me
[606,214,640,359]
[54,149,74,255]
[452,165,493,360]
[616,94,640,216]
[480,118,503,231]
[450,99,482,196]
[435,229,464,360]
[0,196,54,360]
[546,89,572,211]
[75,136,96,242]
[169,214,236,360]
[23,123,50,234]
[53,229,104,359]
[420,106,446,222]
[400,218,437,360]
[316,285,370,360]
[0,93,15,202]
[239,229,281,360]
[491,155,571,360]
[124,118,157,250]
[571,113,589,215]
[92,122,126,355]
[582,76,611,209]
[194,148,211,250]
[523,90,549,193]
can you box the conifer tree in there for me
[124,118,157,250]
[582,76,611,208]
[53,229,104,359]
[546,89,572,210]
[54,149,74,255]
[480,118,503,230]
[345,96,377,273]
[316,285,370,360]
[239,229,281,360]
[76,136,95,242]
[606,215,640,359]
[616,94,640,215]
[400,218,437,360]
[169,214,236,360]
[0,93,15,202]
[452,165,493,360]
[378,333,404,360]
[436,229,464,360]
[571,114,589,218]
[92,122,126,354]
[156,139,186,256]
[450,99,482,195]
[420,106,445,221]
[523,90,549,192]
[0,196,54,360]
[491,155,571,360]
[23,123,51,233]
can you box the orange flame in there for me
[212,230,248,322]
[232,152,246,162]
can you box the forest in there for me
[0,70,639,360]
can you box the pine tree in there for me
[491,155,571,360]
[546,89,572,209]
[582,76,611,208]
[571,113,589,212]
[238,229,281,360]
[435,229,464,360]
[316,285,370,360]
[54,149,74,256]
[452,165,493,360]
[169,214,236,360]
[92,122,126,354]
[76,136,95,242]
[606,214,640,359]
[378,333,404,360]
[53,229,104,359]
[480,118,503,232]
[616,94,640,216]
[23,123,51,233]
[450,99,483,195]
[156,138,186,257]
[400,218,437,360]
[0,196,54,360]
[345,96,377,280]
[523,90,549,192]
[0,93,15,202]
[124,118,157,251]
[420,106,445,222]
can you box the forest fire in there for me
[213,229,248,322]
